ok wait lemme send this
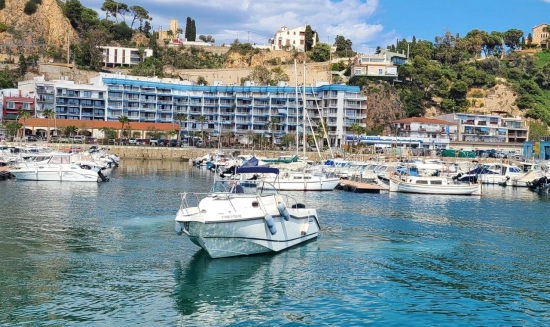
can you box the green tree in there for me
[503,29,524,51]
[42,108,55,142]
[18,54,27,77]
[174,113,187,144]
[18,110,31,138]
[128,5,150,29]
[196,115,207,145]
[304,25,314,51]
[309,43,331,62]
[63,125,77,137]
[196,76,208,85]
[118,115,129,139]
[271,66,289,85]
[349,122,364,151]
[528,121,549,141]
[110,22,133,41]
[334,35,352,52]
[250,66,271,85]
[5,121,22,140]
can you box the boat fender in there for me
[264,215,277,235]
[277,202,290,221]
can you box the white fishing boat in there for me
[175,166,321,258]
[9,153,107,182]
[389,175,482,195]
[258,170,340,191]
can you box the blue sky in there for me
[80,0,550,53]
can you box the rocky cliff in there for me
[362,82,406,134]
[0,0,74,59]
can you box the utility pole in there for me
[67,30,70,65]
[247,31,250,43]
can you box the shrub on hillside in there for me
[0,0,5,10]
[24,1,37,15]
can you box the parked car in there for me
[72,135,85,143]
[136,139,144,145]
[23,135,38,142]
[169,139,178,147]
[128,138,136,145]
[149,138,158,146]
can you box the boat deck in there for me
[336,180,386,194]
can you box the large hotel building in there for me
[18,73,367,147]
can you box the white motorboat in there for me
[258,170,340,191]
[175,166,321,258]
[9,153,107,182]
[389,175,482,196]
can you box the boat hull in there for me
[260,178,340,191]
[10,168,100,182]
[176,203,320,258]
[389,178,481,195]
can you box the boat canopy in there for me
[236,166,279,175]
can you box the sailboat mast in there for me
[294,59,299,155]
[302,61,306,160]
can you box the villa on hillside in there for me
[350,49,408,80]
[532,23,549,48]
[269,25,317,51]
[100,46,153,67]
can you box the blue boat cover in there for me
[236,166,280,174]
[241,156,259,167]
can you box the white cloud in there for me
[81,0,390,48]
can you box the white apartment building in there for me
[436,113,529,143]
[392,117,458,149]
[19,76,108,121]
[269,25,317,51]
[101,46,153,67]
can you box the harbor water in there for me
[1,159,550,326]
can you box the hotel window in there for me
[379,69,383,75]
[22,103,30,109]
[83,91,91,97]
[7,102,14,109]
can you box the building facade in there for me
[436,113,528,143]
[350,49,407,80]
[532,23,549,48]
[1,92,36,122]
[101,46,153,67]
[269,25,317,51]
[89,73,366,147]
[392,117,458,148]
[19,77,108,121]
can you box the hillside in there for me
[0,0,74,61]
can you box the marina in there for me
[1,159,550,325]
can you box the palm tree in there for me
[118,115,129,140]
[174,113,187,145]
[18,110,31,139]
[266,117,279,147]
[196,115,207,146]
[42,108,55,142]
[349,122,365,152]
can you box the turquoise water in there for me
[1,159,550,326]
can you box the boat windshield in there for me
[210,180,257,194]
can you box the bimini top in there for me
[236,166,279,175]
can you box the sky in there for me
[80,0,550,53]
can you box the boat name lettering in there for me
[220,214,242,219]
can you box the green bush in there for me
[470,91,484,98]
[0,22,7,33]
[0,0,5,10]
[24,1,37,15]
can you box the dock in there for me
[336,180,386,194]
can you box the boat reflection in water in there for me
[172,250,277,318]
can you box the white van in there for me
[72,136,85,143]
